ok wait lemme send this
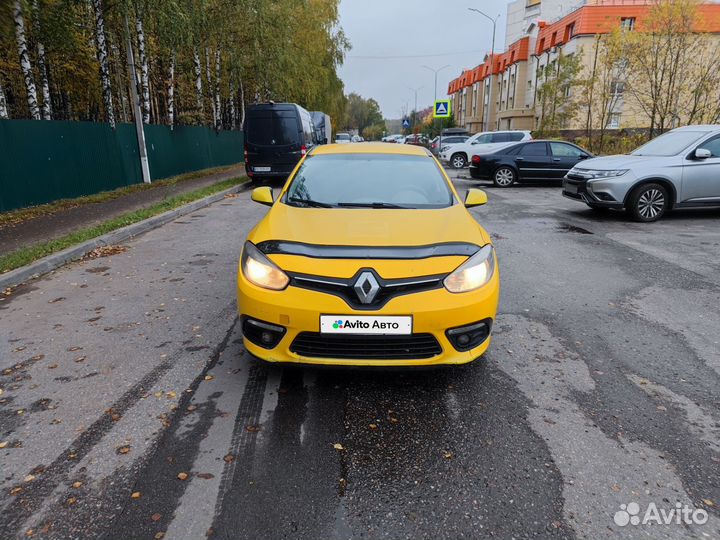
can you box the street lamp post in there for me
[468,7,500,131]
[422,64,450,150]
[407,86,423,132]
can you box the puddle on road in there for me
[557,222,593,235]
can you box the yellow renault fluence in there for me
[237,143,499,366]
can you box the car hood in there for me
[247,203,491,276]
[574,154,659,169]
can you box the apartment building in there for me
[447,0,720,133]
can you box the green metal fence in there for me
[0,119,244,212]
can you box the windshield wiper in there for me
[337,202,412,209]
[287,197,335,208]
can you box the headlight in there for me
[575,168,628,179]
[241,241,289,290]
[444,245,495,293]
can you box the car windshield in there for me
[631,131,707,156]
[336,134,351,141]
[284,154,454,209]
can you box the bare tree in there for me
[91,0,115,127]
[13,0,40,120]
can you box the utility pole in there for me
[423,64,450,150]
[408,86,423,132]
[468,8,500,131]
[124,15,151,184]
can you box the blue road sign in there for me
[402,118,411,129]
[434,100,451,118]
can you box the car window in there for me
[490,133,508,143]
[508,132,526,141]
[698,135,720,157]
[336,133,351,141]
[246,111,299,146]
[285,154,454,209]
[632,131,707,156]
[473,134,492,144]
[520,142,548,156]
[550,142,585,157]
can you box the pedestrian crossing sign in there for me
[434,100,451,118]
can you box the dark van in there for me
[244,103,316,181]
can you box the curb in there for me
[0,182,251,290]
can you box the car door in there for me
[515,142,552,180]
[681,134,720,204]
[549,142,589,179]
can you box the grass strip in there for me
[0,164,240,228]
[0,177,245,274]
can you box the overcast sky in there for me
[337,0,513,119]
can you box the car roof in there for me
[671,125,720,132]
[312,142,430,156]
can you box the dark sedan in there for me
[469,140,592,187]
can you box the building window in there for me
[539,38,545,51]
[565,22,575,41]
[610,81,625,96]
[621,17,635,31]
[551,32,557,46]
[607,113,621,128]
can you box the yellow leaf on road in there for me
[177,472,189,481]
[333,443,344,451]
[131,491,141,499]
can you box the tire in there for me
[493,166,516,187]
[450,153,467,169]
[626,183,669,222]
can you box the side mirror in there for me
[579,153,589,159]
[464,188,488,208]
[251,186,274,206]
[695,148,711,159]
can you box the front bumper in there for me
[562,176,624,209]
[237,268,500,367]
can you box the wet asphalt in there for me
[1,171,719,540]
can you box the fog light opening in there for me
[446,319,493,352]
[242,317,286,349]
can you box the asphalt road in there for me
[1,171,719,540]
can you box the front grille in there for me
[288,269,445,310]
[290,332,442,360]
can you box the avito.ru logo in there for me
[613,501,708,527]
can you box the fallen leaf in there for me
[118,446,131,455]
[196,472,214,480]
[154,532,165,540]
[25,529,34,537]
[0,441,8,449]
[131,491,141,499]
[47,364,58,369]
[72,481,82,488]
[703,499,715,507]
[10,486,23,495]
[223,454,235,463]
[177,472,189,481]
[166,391,176,398]
[245,424,261,433]
[154,391,163,398]
[151,513,162,522]
[443,450,454,459]
[67,347,82,352]
[24,474,36,482]
[333,443,344,451]
[204,375,214,381]
[30,355,45,361]
[13,346,26,352]
[369,423,378,430]
[74,356,86,363]
[611,484,621,492]
[66,497,77,505]
[186,405,197,412]
[389,417,398,424]
[68,452,77,459]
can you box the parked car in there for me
[470,140,592,186]
[335,133,352,144]
[441,127,470,137]
[404,134,428,146]
[239,143,499,366]
[244,102,316,182]
[382,134,404,143]
[440,131,532,169]
[430,135,469,155]
[310,111,332,144]
[563,125,720,222]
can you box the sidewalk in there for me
[0,164,245,258]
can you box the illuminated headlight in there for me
[576,168,628,179]
[241,241,289,290]
[444,245,495,293]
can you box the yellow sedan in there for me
[237,143,499,366]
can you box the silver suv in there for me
[563,125,720,222]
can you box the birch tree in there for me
[13,0,41,120]
[193,47,203,111]
[0,84,9,119]
[91,0,115,127]
[135,12,150,123]
[32,0,52,119]
[214,48,221,130]
[168,54,175,128]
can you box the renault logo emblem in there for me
[353,271,380,304]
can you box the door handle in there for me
[516,157,524,161]
[553,158,561,161]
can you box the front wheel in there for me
[450,153,467,169]
[627,183,669,222]
[493,167,516,187]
